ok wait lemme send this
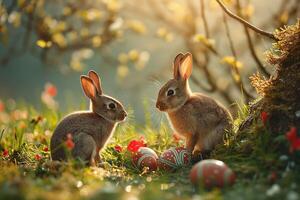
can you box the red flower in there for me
[260,111,268,125]
[114,145,123,152]
[46,83,57,97]
[127,137,147,152]
[286,127,297,142]
[65,133,75,150]
[285,127,300,153]
[291,139,300,152]
[35,154,42,161]
[0,101,4,112]
[43,147,49,152]
[268,171,277,183]
[2,149,9,157]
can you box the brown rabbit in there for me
[50,70,127,166]
[156,53,232,158]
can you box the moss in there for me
[249,20,300,133]
[213,21,300,183]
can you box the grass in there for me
[0,101,299,200]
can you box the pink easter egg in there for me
[132,147,158,171]
[190,159,236,188]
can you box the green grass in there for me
[0,101,299,200]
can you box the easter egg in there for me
[158,147,191,171]
[189,159,236,188]
[132,147,158,171]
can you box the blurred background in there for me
[0,0,299,124]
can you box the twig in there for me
[235,0,270,77]
[215,0,277,41]
[147,0,186,34]
[187,43,217,93]
[222,13,254,102]
[22,0,38,50]
[244,27,270,77]
[199,0,219,55]
[200,0,210,38]
[190,47,234,104]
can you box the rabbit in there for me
[50,70,127,166]
[156,52,232,159]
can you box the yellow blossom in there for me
[36,40,52,48]
[117,65,129,78]
[8,11,21,27]
[92,36,102,47]
[127,20,147,34]
[221,56,243,69]
[279,11,289,24]
[193,34,215,48]
[118,53,128,64]
[70,59,84,72]
[63,7,72,16]
[241,4,254,18]
[52,33,66,47]
[103,0,122,12]
[128,49,139,61]
[156,27,173,42]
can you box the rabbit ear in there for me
[173,53,184,79]
[81,76,97,100]
[179,53,193,80]
[88,70,103,95]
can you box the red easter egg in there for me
[132,147,158,171]
[190,159,236,188]
[158,147,191,171]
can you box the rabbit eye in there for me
[167,89,175,96]
[108,103,116,110]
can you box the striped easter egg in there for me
[158,147,191,171]
[190,159,236,188]
[132,147,158,171]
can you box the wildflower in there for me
[260,111,268,125]
[114,145,123,152]
[35,154,42,161]
[65,133,75,150]
[285,127,300,153]
[127,137,147,152]
[291,139,300,153]
[43,147,49,152]
[286,127,297,142]
[18,121,27,129]
[45,83,57,97]
[41,82,58,110]
[2,149,9,157]
[268,171,278,183]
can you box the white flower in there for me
[266,184,281,197]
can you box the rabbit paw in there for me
[191,150,203,163]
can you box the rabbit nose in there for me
[121,110,127,118]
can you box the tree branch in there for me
[216,0,277,41]
[235,0,270,77]
[222,13,254,102]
